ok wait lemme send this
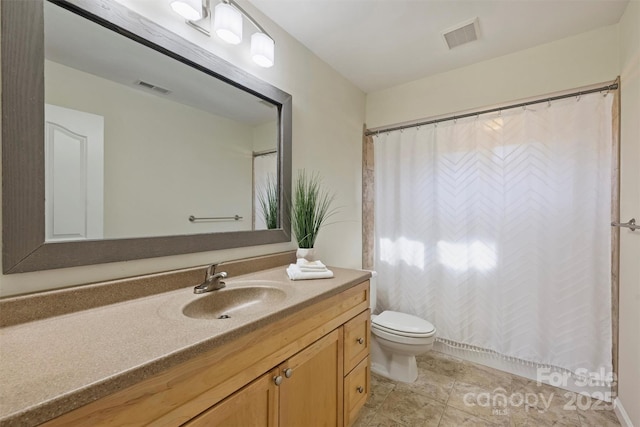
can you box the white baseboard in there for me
[615,398,635,427]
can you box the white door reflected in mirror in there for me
[44,104,104,242]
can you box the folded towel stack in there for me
[296,259,327,271]
[286,259,334,280]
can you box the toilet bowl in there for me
[368,272,436,383]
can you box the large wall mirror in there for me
[1,0,292,273]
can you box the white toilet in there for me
[369,272,436,383]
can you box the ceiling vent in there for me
[441,18,480,50]
[134,80,171,95]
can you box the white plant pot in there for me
[296,247,315,261]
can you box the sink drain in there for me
[217,314,231,319]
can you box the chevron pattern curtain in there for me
[373,93,613,375]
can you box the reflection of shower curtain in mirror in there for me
[253,152,278,230]
[374,93,613,376]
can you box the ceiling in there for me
[249,0,629,93]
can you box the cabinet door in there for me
[279,329,343,427]
[184,368,279,427]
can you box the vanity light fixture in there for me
[169,0,275,68]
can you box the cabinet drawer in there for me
[344,357,369,427]
[343,309,370,374]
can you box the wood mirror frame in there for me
[1,0,292,273]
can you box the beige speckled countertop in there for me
[0,265,370,426]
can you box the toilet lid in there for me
[372,310,436,336]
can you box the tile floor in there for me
[354,351,621,427]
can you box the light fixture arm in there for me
[221,0,274,43]
[185,0,212,36]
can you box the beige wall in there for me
[0,0,366,297]
[252,120,278,153]
[46,60,255,238]
[617,1,640,425]
[366,25,619,129]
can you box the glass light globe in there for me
[251,32,274,68]
[170,0,202,21]
[213,3,243,45]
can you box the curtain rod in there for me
[365,82,618,137]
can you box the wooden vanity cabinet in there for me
[43,280,370,427]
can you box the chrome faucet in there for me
[194,264,227,294]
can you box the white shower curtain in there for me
[374,93,613,376]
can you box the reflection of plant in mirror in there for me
[258,174,279,229]
[291,170,338,249]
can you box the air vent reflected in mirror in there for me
[134,80,172,95]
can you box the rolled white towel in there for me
[296,259,327,270]
[286,264,334,280]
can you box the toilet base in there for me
[370,357,418,383]
[370,335,433,383]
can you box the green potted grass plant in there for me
[291,170,338,260]
[257,174,278,229]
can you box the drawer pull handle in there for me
[356,386,364,394]
[274,375,283,386]
[357,337,364,345]
[284,368,293,378]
